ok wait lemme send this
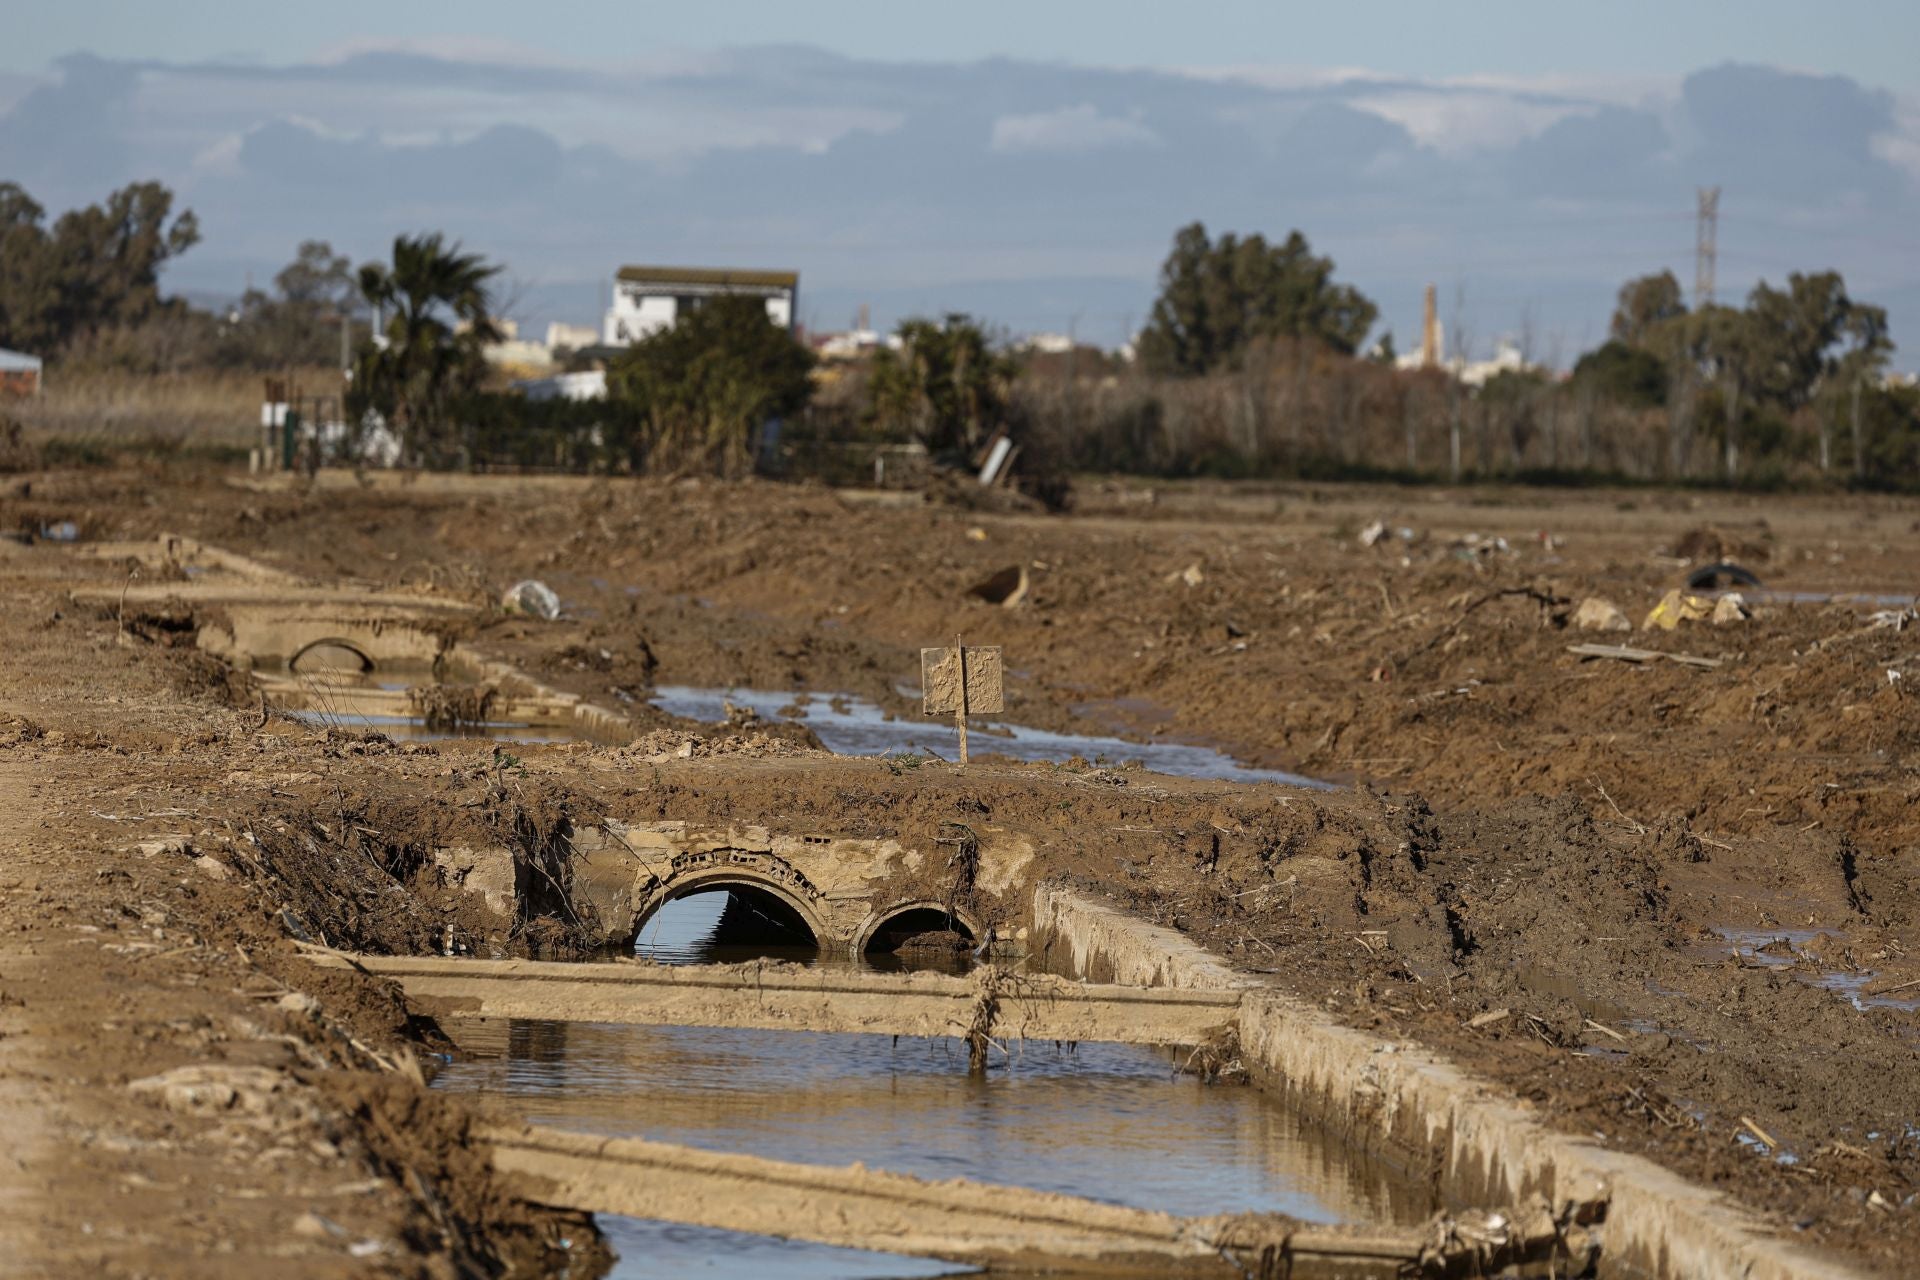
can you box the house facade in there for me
[601,266,798,345]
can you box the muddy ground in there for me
[2,462,1917,1276]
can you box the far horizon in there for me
[4,5,1918,369]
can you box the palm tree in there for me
[348,234,500,466]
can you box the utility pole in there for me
[1694,186,1720,309]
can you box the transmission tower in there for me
[1694,186,1720,308]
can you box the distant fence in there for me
[766,439,928,489]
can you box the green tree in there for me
[0,180,199,355]
[0,185,60,353]
[868,314,1015,455]
[608,295,815,474]
[349,233,501,466]
[227,241,358,368]
[1571,340,1667,409]
[1136,222,1377,375]
[1609,271,1687,347]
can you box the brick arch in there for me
[627,849,831,950]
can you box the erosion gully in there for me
[385,686,1434,1280]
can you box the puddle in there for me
[283,710,577,745]
[650,686,1331,789]
[1706,926,1920,1012]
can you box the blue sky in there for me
[8,1,1918,91]
[4,4,1918,363]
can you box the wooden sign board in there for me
[921,646,1004,716]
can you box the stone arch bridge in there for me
[438,818,1036,958]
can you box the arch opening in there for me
[288,637,375,675]
[634,880,821,966]
[863,904,977,957]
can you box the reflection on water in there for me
[596,1219,960,1280]
[1710,925,1920,1012]
[650,686,1330,789]
[284,710,576,744]
[636,892,975,975]
[436,1018,1433,1280]
[435,889,1433,1280]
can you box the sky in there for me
[5,2,1919,363]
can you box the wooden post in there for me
[954,632,968,766]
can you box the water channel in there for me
[287,670,1416,1276]
[433,895,1435,1279]
[649,685,1330,789]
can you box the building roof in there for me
[616,265,799,290]
[0,348,43,373]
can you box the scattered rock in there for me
[501,579,561,620]
[1571,598,1632,633]
[292,1211,345,1240]
[277,992,322,1017]
[1359,520,1388,547]
[128,1065,304,1120]
[192,854,232,881]
[1168,562,1205,588]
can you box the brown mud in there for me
[1,462,1917,1275]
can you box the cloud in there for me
[1872,94,1920,183]
[1509,105,1673,197]
[0,45,1913,360]
[1348,89,1585,154]
[990,104,1159,153]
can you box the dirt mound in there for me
[1668,522,1773,563]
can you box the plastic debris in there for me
[1643,589,1714,631]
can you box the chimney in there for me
[1420,284,1439,368]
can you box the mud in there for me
[2,463,1917,1275]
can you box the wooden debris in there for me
[1738,1115,1779,1150]
[1568,643,1722,670]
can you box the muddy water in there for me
[650,685,1331,789]
[434,895,1434,1279]
[284,709,576,744]
[410,681,1403,1276]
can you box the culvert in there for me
[856,901,980,956]
[633,878,828,964]
[287,636,376,674]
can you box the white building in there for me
[479,319,556,372]
[813,328,900,360]
[544,321,600,352]
[1456,339,1530,388]
[514,370,608,402]
[1018,332,1076,356]
[602,266,798,346]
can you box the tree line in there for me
[3,181,1913,488]
[0,181,366,372]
